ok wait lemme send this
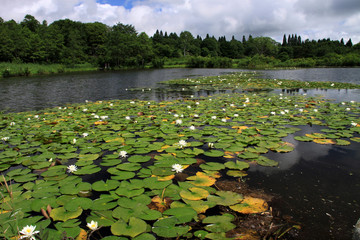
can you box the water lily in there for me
[189,126,196,130]
[174,114,179,118]
[177,140,188,149]
[119,151,128,158]
[346,108,350,111]
[175,119,182,125]
[34,115,39,119]
[10,122,15,126]
[67,165,78,173]
[87,220,99,231]
[299,109,304,112]
[211,116,217,120]
[187,106,191,109]
[208,142,214,148]
[100,116,108,120]
[125,116,131,120]
[234,113,239,117]
[284,110,289,113]
[82,133,89,137]
[350,100,355,104]
[19,225,39,240]
[221,118,227,122]
[280,111,285,115]
[351,122,358,127]
[314,109,318,112]
[72,138,77,144]
[83,108,88,112]
[130,101,135,104]
[194,114,199,118]
[196,102,200,105]
[1,137,9,141]
[172,164,184,173]
[271,112,276,115]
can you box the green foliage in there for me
[0,15,359,74]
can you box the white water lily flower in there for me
[67,165,78,173]
[130,101,135,104]
[245,98,250,103]
[172,164,184,173]
[234,114,239,117]
[346,108,351,111]
[208,142,214,148]
[299,109,304,112]
[196,102,200,105]
[119,151,128,158]
[194,114,199,118]
[189,126,196,130]
[341,102,346,105]
[284,110,289,113]
[271,112,276,115]
[87,220,99,231]
[211,116,217,120]
[125,116,131,120]
[221,118,227,123]
[109,103,113,107]
[82,133,89,137]
[1,137,9,141]
[72,138,77,144]
[187,106,191,109]
[10,122,15,126]
[174,114,179,118]
[19,225,40,240]
[280,111,285,115]
[94,115,100,119]
[34,115,39,119]
[100,116,108,120]
[331,83,335,87]
[175,119,182,125]
[178,140,188,149]
[351,122,357,127]
[230,104,235,107]
[83,108,88,112]
[350,101,355,104]
[314,109,318,112]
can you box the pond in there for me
[0,68,359,239]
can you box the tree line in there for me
[1,15,359,69]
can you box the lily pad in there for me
[111,217,147,237]
[229,196,268,214]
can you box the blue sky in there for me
[1,0,359,43]
[96,0,135,9]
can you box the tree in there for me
[179,31,194,56]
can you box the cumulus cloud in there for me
[0,0,359,43]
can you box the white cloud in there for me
[0,0,359,43]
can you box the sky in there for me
[1,0,359,43]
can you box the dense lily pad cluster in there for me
[159,72,360,91]
[0,75,360,239]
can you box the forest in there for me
[1,14,360,71]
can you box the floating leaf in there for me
[186,172,216,187]
[203,150,224,157]
[203,214,236,233]
[50,207,82,222]
[152,217,190,238]
[313,138,336,145]
[224,160,249,170]
[163,207,197,223]
[229,196,268,214]
[207,191,243,206]
[200,162,225,171]
[111,217,147,237]
[256,156,278,167]
[180,187,210,200]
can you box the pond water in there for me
[1,68,359,239]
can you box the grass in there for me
[0,62,98,78]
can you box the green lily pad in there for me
[202,214,236,233]
[163,207,197,223]
[50,207,82,222]
[203,150,224,157]
[152,217,190,238]
[224,160,249,170]
[207,191,243,206]
[111,217,147,237]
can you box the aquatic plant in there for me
[0,73,359,239]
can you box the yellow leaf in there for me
[186,172,216,187]
[313,138,335,145]
[94,121,108,125]
[105,137,124,143]
[230,196,268,214]
[76,229,87,240]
